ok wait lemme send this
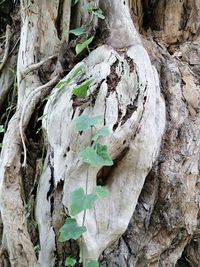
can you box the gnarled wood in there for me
[0,0,199,266]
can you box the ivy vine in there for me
[58,67,112,267]
[56,2,109,266]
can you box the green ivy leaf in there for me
[67,64,84,84]
[75,36,94,55]
[79,144,113,167]
[0,125,5,133]
[59,218,86,241]
[74,115,103,132]
[86,260,99,267]
[92,126,110,141]
[70,188,97,216]
[72,78,93,97]
[92,9,105,19]
[95,186,109,198]
[65,257,76,267]
[69,27,85,36]
[95,143,113,165]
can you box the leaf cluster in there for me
[69,2,105,56]
[58,5,110,266]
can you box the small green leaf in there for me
[86,260,99,267]
[69,27,85,36]
[70,188,97,216]
[54,80,69,91]
[72,78,93,97]
[79,144,113,167]
[0,125,5,133]
[67,64,85,84]
[75,36,94,55]
[74,115,103,132]
[65,257,76,267]
[96,186,109,198]
[34,244,40,253]
[53,65,84,92]
[92,126,110,141]
[95,144,113,165]
[59,218,86,241]
[92,9,105,19]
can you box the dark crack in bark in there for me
[55,0,65,40]
[124,54,135,73]
[106,59,121,97]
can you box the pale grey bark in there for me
[0,0,199,267]
[37,43,165,265]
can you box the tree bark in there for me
[0,0,199,266]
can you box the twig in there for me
[21,54,58,79]
[81,127,93,265]
[19,75,60,167]
[0,25,11,73]
[0,35,6,39]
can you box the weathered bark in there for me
[0,0,199,266]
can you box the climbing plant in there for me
[57,5,109,265]
[58,74,112,266]
[69,1,105,56]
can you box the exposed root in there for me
[19,75,60,167]
[21,54,58,80]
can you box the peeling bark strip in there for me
[0,0,199,266]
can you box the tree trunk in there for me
[0,0,199,266]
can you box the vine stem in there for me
[82,166,89,227]
[81,165,88,267]
[81,126,93,266]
